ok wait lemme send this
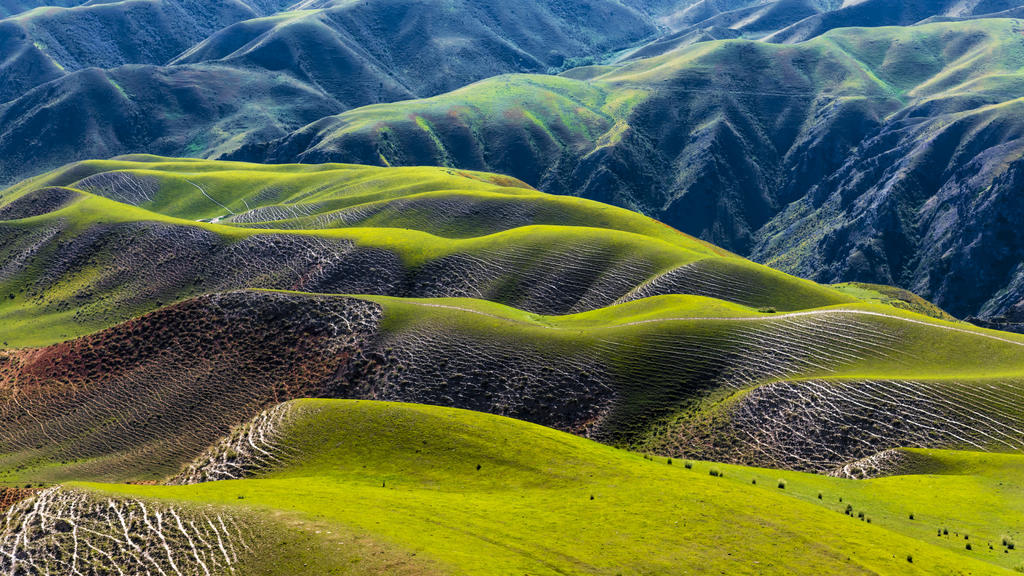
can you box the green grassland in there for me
[2,158,1023,483]
[0,156,857,348]
[1,286,1022,486]
[72,399,1024,575]
[2,157,1024,574]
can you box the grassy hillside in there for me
[765,0,1024,43]
[2,399,1018,575]
[0,66,344,183]
[0,0,279,103]
[242,18,1024,323]
[6,4,1024,327]
[3,158,1022,484]
[2,286,1022,485]
[0,0,663,186]
[0,158,1022,573]
[0,157,855,346]
[173,0,657,103]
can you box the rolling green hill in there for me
[4,4,1024,575]
[241,18,1024,324]
[0,156,845,345]
[2,158,1023,493]
[1,158,1024,574]
[5,3,1024,330]
[2,400,1021,574]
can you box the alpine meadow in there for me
[1,1,1024,575]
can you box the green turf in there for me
[77,399,1024,575]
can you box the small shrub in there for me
[966,543,973,551]
[684,461,693,470]
[777,479,786,489]
[857,511,865,520]
[943,528,949,536]
[751,478,757,485]
[590,495,594,500]
[758,307,777,314]
[817,492,823,500]
[906,555,913,563]
[476,464,481,471]
[709,468,721,477]
[667,458,672,465]
[844,504,853,516]
[908,513,914,520]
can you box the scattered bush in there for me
[908,513,914,520]
[751,478,757,485]
[709,468,722,477]
[817,492,823,500]
[943,528,949,536]
[777,479,786,489]
[844,504,854,516]
[684,461,693,470]
[966,543,973,551]
[667,458,672,465]
[758,307,777,314]
[906,555,913,563]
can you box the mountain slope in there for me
[0,157,842,345]
[0,66,342,184]
[3,400,1020,574]
[0,0,285,103]
[173,0,658,103]
[623,0,1024,59]
[240,19,1024,323]
[1,158,1022,484]
[766,0,1024,43]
